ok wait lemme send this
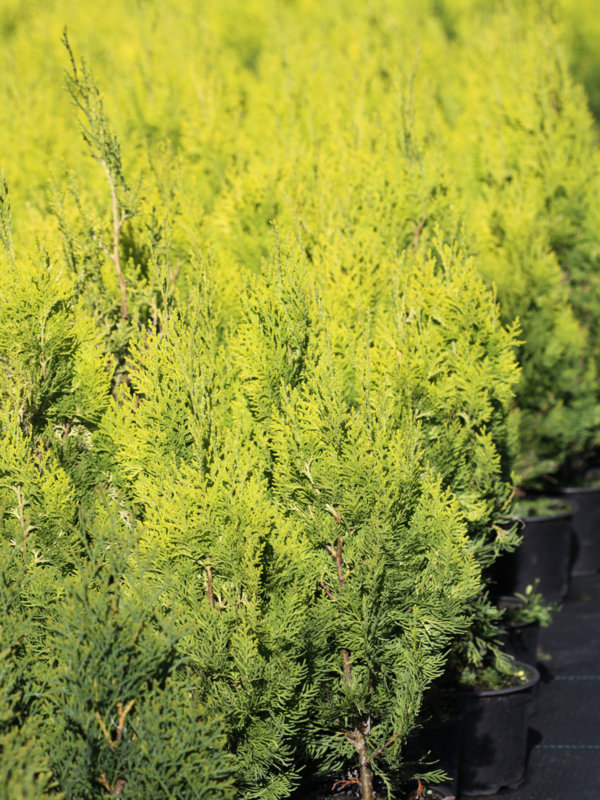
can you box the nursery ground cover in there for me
[468,573,600,800]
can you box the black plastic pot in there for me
[406,708,465,798]
[457,663,540,797]
[559,485,600,576]
[491,505,572,603]
[497,596,540,667]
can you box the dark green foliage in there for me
[118,676,236,800]
[0,507,237,800]
[0,535,65,798]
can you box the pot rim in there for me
[516,507,574,523]
[501,618,540,632]
[559,484,600,496]
[497,594,524,610]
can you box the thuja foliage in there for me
[369,246,521,564]
[0,481,67,800]
[52,32,181,395]
[93,250,485,797]
[368,247,522,674]
[97,298,317,798]
[44,516,235,800]
[232,250,519,793]
[1,1,600,798]
[554,0,600,122]
[0,499,236,799]
[433,2,600,486]
[268,334,479,797]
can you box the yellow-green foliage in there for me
[0,259,112,430]
[554,0,600,121]
[430,3,600,481]
[1,0,600,797]
[370,246,520,559]
[0,404,77,570]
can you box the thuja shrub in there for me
[94,250,504,797]
[43,516,236,800]
[268,342,480,798]
[2,2,598,796]
[429,1,600,485]
[234,253,517,793]
[554,0,600,122]
[96,296,316,799]
[369,245,521,567]
[0,503,237,800]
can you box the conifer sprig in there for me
[62,28,141,320]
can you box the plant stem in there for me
[355,728,375,800]
[326,533,375,800]
[206,564,215,608]
[102,161,129,320]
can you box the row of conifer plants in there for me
[1,1,599,797]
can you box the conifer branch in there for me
[95,699,135,750]
[325,504,341,524]
[367,728,403,764]
[62,28,135,320]
[206,564,215,609]
[103,165,129,320]
[413,215,427,251]
[323,533,374,798]
[98,770,125,796]
[342,649,352,683]
[331,776,360,793]
[10,486,35,554]
[169,258,182,288]
[303,460,315,484]
[95,711,113,748]
[351,728,375,800]
[323,536,352,682]
[0,173,15,260]
[325,534,345,589]
[116,699,135,744]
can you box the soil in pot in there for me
[295,777,453,800]
[456,662,540,797]
[490,497,573,603]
